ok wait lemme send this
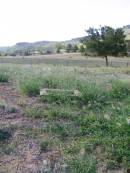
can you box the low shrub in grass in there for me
[0,71,9,82]
[40,92,76,104]
[110,80,130,99]
[79,82,109,108]
[106,160,119,170]
[45,122,81,140]
[65,142,94,156]
[41,75,78,90]
[18,74,77,97]
[79,80,130,108]
[66,155,96,173]
[0,104,17,114]
[41,77,60,89]
[46,104,80,120]
[76,114,111,136]
[0,129,12,141]
[24,106,45,118]
[19,78,41,96]
[40,140,51,152]
[0,143,16,155]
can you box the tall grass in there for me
[19,77,41,96]
[110,80,130,99]
[0,70,9,82]
[66,155,96,173]
[18,74,78,97]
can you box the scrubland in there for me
[0,62,130,173]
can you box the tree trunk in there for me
[105,56,109,67]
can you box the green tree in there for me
[66,43,73,53]
[82,26,127,66]
[73,44,78,52]
[56,43,63,53]
[79,45,85,54]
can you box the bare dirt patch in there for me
[0,83,60,173]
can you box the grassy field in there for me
[0,53,130,67]
[0,57,130,173]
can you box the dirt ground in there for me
[0,83,61,173]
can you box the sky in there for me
[0,0,130,46]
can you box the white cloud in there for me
[0,0,129,46]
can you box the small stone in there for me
[74,90,81,97]
[79,148,85,157]
[40,89,48,96]
[42,160,48,166]
[28,143,33,149]
[104,114,110,120]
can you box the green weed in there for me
[0,70,9,82]
[40,140,52,152]
[110,80,130,99]
[19,78,41,96]
[24,106,45,118]
[66,155,96,173]
[0,129,12,141]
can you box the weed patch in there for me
[0,129,12,141]
[0,70,9,82]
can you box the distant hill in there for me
[62,37,83,44]
[0,37,82,55]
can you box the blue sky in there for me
[0,0,130,46]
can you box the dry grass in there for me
[0,53,130,67]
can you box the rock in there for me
[40,88,81,97]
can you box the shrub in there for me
[79,82,109,107]
[19,78,40,96]
[107,160,119,170]
[40,91,74,104]
[46,104,79,120]
[0,129,12,141]
[110,80,130,99]
[24,106,45,118]
[18,75,77,97]
[40,140,51,152]
[0,71,9,82]
[0,104,17,114]
[45,122,81,140]
[66,156,96,173]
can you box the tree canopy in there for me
[81,26,127,66]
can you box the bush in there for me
[46,104,79,120]
[40,91,74,104]
[24,106,45,118]
[0,71,9,82]
[0,129,12,141]
[110,80,130,99]
[45,122,81,140]
[18,75,77,97]
[66,156,96,173]
[19,78,40,96]
[40,140,51,152]
[79,82,109,108]
[0,104,16,114]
